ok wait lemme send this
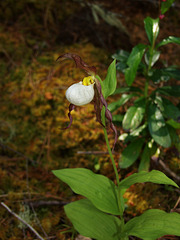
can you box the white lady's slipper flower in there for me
[57,53,117,150]
[65,76,95,106]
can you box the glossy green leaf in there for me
[119,170,178,191]
[129,123,147,137]
[144,17,159,45]
[112,50,130,73]
[116,61,127,73]
[113,86,142,94]
[150,67,180,83]
[138,141,157,172]
[125,44,147,86]
[148,102,171,148]
[162,98,180,121]
[52,168,119,215]
[119,138,144,168]
[167,119,180,129]
[145,49,160,67]
[157,85,180,97]
[156,36,180,48]
[102,59,117,99]
[161,67,180,80]
[161,0,176,14]
[122,97,146,130]
[65,199,121,240]
[150,69,170,83]
[112,114,123,124]
[167,125,180,151]
[123,209,180,240]
[112,49,130,62]
[108,93,136,113]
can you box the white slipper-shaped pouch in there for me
[65,81,95,106]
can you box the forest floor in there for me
[0,0,180,239]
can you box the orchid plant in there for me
[53,53,180,239]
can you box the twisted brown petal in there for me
[63,104,75,129]
[56,53,96,75]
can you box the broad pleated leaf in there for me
[148,102,171,148]
[53,168,120,215]
[125,44,147,86]
[119,170,179,191]
[64,199,121,240]
[119,138,144,168]
[123,209,180,240]
[144,17,159,45]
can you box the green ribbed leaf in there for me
[65,199,121,240]
[123,209,180,240]
[119,170,179,190]
[53,168,119,215]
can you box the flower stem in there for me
[101,107,120,185]
[101,108,125,225]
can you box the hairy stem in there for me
[101,108,120,185]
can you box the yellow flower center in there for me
[82,76,95,86]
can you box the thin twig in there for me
[77,150,118,155]
[1,202,45,240]
[26,200,68,208]
[25,158,49,239]
[171,196,180,213]
[158,159,180,182]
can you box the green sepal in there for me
[100,60,117,99]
